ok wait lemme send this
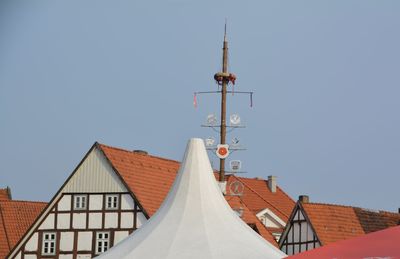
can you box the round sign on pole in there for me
[216,144,230,159]
[229,180,244,196]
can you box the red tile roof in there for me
[301,202,400,245]
[98,143,295,245]
[0,200,47,259]
[225,176,294,221]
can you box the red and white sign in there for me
[216,144,230,159]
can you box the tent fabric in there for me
[98,138,285,259]
[286,225,400,259]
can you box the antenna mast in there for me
[194,23,254,190]
[219,23,229,182]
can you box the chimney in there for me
[133,150,148,155]
[299,195,309,203]
[268,175,276,193]
[398,208,400,214]
[6,186,12,200]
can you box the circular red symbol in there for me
[218,147,228,156]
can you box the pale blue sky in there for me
[1,1,399,211]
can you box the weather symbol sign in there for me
[205,137,215,147]
[230,160,241,171]
[230,114,241,126]
[229,180,244,196]
[206,114,218,126]
[231,137,240,146]
[216,144,229,159]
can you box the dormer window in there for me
[74,195,87,210]
[106,194,119,210]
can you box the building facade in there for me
[7,142,295,258]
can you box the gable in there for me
[256,208,286,229]
[63,147,127,193]
[7,144,129,258]
[279,204,321,255]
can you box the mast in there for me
[194,23,253,189]
[219,25,229,182]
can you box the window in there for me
[96,232,110,254]
[74,195,87,210]
[106,194,119,210]
[42,232,56,255]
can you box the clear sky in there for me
[1,1,399,211]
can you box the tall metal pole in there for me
[219,29,228,182]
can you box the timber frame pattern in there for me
[278,202,321,255]
[7,143,150,259]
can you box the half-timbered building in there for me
[7,142,295,258]
[279,195,400,256]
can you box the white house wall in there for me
[10,193,145,258]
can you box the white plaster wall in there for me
[25,232,38,251]
[299,210,305,220]
[24,255,37,259]
[114,231,129,245]
[88,213,102,229]
[104,212,118,228]
[136,212,147,228]
[73,213,86,229]
[77,255,91,259]
[39,213,55,230]
[89,195,103,210]
[59,255,73,259]
[77,232,92,251]
[300,222,308,241]
[287,226,293,242]
[58,195,71,211]
[293,223,299,242]
[307,224,314,240]
[14,251,22,259]
[121,194,135,210]
[57,214,71,229]
[60,232,74,251]
[294,244,299,254]
[120,212,133,228]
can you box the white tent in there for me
[98,138,286,259]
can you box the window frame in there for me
[105,194,119,210]
[42,232,57,256]
[73,194,88,210]
[95,231,110,255]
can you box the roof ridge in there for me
[97,143,180,164]
[305,202,400,215]
[233,175,289,218]
[0,200,47,205]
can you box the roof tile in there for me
[302,202,400,245]
[0,200,46,258]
